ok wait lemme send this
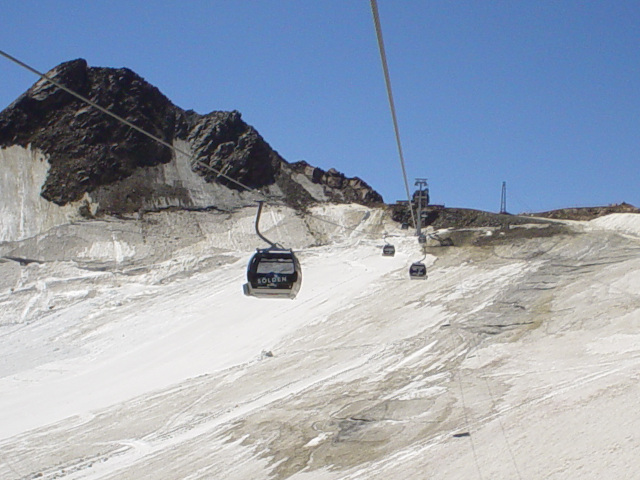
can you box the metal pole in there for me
[415,178,428,237]
[500,181,507,214]
[417,189,422,237]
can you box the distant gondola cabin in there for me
[382,244,395,256]
[409,262,427,279]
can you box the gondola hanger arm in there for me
[254,201,280,248]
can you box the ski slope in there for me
[1,205,639,479]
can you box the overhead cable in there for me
[369,0,418,229]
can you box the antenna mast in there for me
[500,181,507,214]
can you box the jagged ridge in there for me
[0,59,382,213]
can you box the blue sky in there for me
[1,1,638,212]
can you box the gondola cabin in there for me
[382,244,396,257]
[243,247,302,299]
[409,262,427,279]
[418,234,427,244]
[401,222,409,230]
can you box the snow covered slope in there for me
[1,206,639,479]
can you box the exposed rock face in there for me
[0,59,382,224]
[185,110,281,191]
[525,203,640,221]
[289,161,383,205]
[0,59,176,206]
[391,203,551,230]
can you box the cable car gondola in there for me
[418,234,427,244]
[382,244,395,256]
[244,247,301,299]
[409,261,427,279]
[243,201,302,299]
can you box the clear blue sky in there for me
[1,1,638,212]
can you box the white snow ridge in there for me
[1,206,639,480]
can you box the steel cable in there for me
[369,0,418,230]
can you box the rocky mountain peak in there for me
[0,59,382,226]
[1,59,176,207]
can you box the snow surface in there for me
[589,213,640,237]
[1,207,639,479]
[0,146,88,242]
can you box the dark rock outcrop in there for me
[182,109,281,191]
[0,59,176,206]
[0,59,382,213]
[391,204,552,230]
[289,161,383,205]
[525,203,640,221]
